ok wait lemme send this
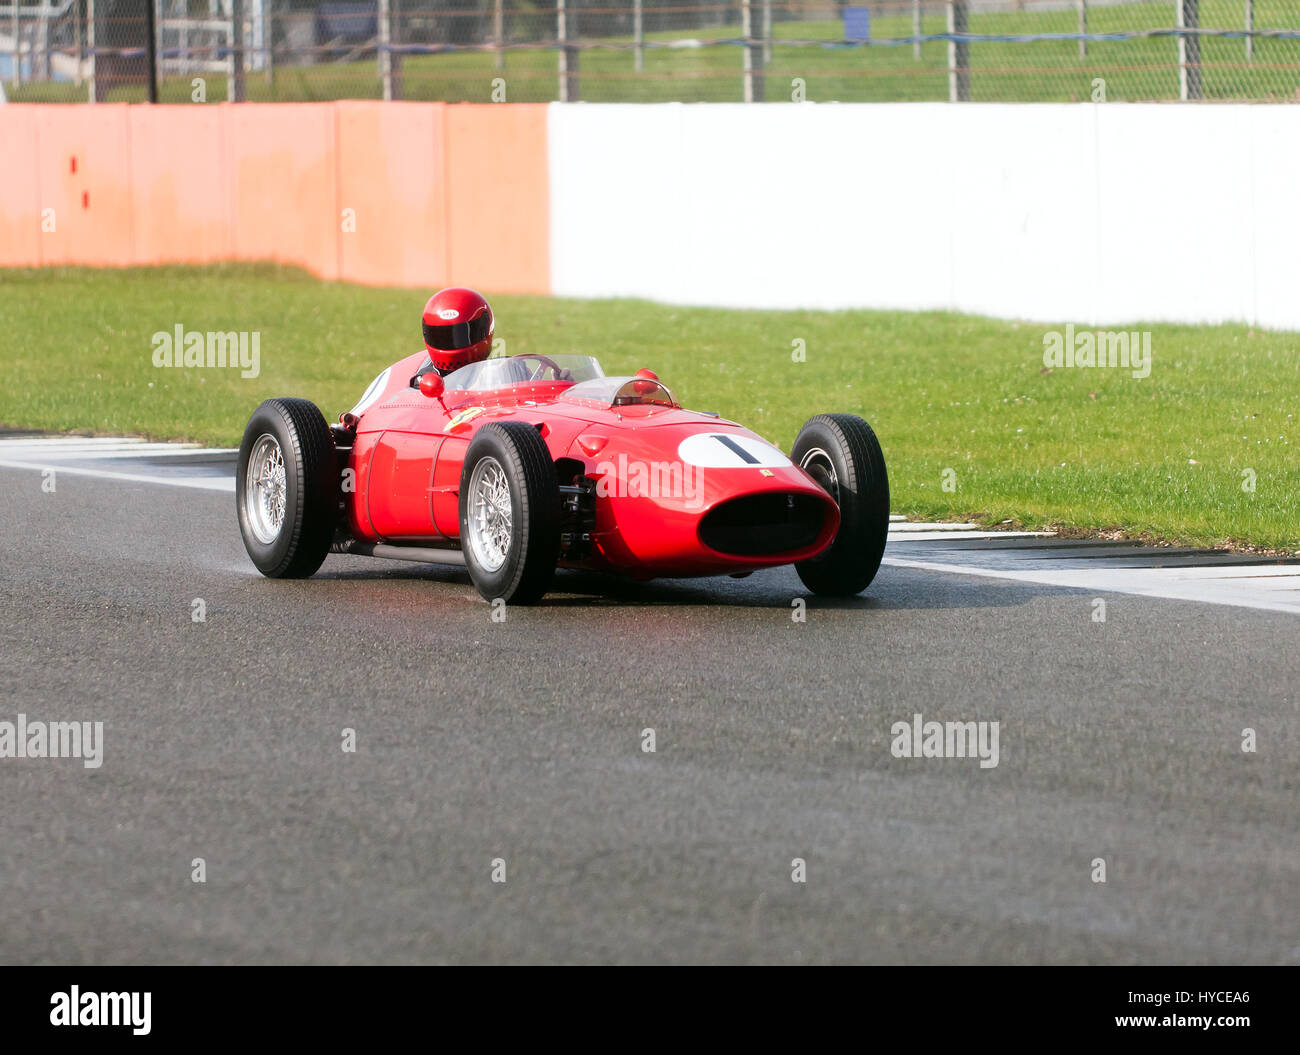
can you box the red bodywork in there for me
[339,351,840,579]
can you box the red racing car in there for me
[236,351,889,604]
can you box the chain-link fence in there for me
[5,0,1300,103]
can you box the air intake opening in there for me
[699,493,826,556]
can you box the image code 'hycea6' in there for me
[236,288,890,604]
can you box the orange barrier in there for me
[0,105,136,267]
[40,107,133,265]
[443,104,550,295]
[336,100,446,289]
[0,102,551,295]
[130,105,231,265]
[228,103,341,280]
[0,106,41,267]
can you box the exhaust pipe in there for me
[339,541,467,567]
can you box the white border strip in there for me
[884,554,1300,615]
[0,458,235,493]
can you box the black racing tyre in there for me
[791,413,890,596]
[236,397,337,579]
[458,421,561,605]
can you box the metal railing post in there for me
[391,0,403,97]
[146,0,158,102]
[10,0,18,90]
[495,0,504,72]
[948,0,969,102]
[1178,0,1201,100]
[742,0,763,102]
[230,0,246,101]
[558,0,579,101]
[265,0,274,86]
[88,0,95,101]
[379,0,391,100]
[634,0,643,71]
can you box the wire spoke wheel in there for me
[799,446,841,506]
[467,456,512,574]
[245,433,287,544]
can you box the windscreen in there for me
[443,354,604,392]
[558,376,679,409]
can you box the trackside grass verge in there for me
[1,263,1296,550]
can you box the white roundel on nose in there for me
[678,432,792,468]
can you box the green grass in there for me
[1,263,1297,550]
[17,4,1300,104]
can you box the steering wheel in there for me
[513,353,571,382]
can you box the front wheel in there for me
[459,422,561,605]
[791,413,890,596]
[236,398,337,578]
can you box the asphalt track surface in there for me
[2,454,1298,965]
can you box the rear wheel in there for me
[459,422,561,605]
[791,413,890,596]
[236,398,337,578]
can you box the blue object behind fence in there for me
[844,6,871,42]
[316,3,378,45]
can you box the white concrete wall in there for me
[548,103,1300,331]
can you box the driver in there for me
[420,287,494,376]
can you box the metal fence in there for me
[5,0,1300,104]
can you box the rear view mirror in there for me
[418,372,445,400]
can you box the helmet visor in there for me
[423,314,492,352]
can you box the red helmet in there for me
[421,287,494,374]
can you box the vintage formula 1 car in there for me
[236,351,889,604]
